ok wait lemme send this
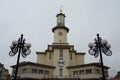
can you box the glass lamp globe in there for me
[88,42,94,48]
[25,43,31,48]
[88,49,95,55]
[105,50,112,56]
[94,53,99,58]
[10,44,13,49]
[106,44,111,49]
[25,49,31,55]
[102,39,108,45]
[12,40,18,46]
[92,47,97,51]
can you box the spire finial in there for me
[60,6,63,14]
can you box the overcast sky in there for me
[0,0,120,77]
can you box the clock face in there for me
[57,58,65,67]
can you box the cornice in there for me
[52,26,69,33]
[11,61,56,69]
[66,63,110,69]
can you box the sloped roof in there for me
[66,62,110,69]
[113,71,120,80]
[11,61,56,69]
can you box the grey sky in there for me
[0,0,120,77]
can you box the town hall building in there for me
[11,10,110,80]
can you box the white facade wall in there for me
[54,29,67,43]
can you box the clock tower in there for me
[11,9,110,80]
[37,10,85,78]
[52,10,70,77]
[52,10,69,44]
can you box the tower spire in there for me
[56,8,65,26]
[60,9,62,14]
[52,9,69,44]
[60,6,63,14]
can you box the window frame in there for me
[59,49,63,57]
[86,69,92,74]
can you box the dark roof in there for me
[113,71,120,80]
[0,63,3,67]
[56,13,66,17]
[66,63,110,69]
[11,61,56,69]
[52,26,69,33]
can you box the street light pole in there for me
[88,34,112,80]
[99,48,105,80]
[9,34,31,80]
[14,46,21,80]
[97,34,105,80]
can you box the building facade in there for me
[11,10,110,80]
[0,63,10,80]
[113,71,120,80]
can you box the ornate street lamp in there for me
[88,34,112,80]
[9,34,31,80]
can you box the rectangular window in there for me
[86,69,92,74]
[12,69,16,75]
[32,69,37,73]
[73,71,75,75]
[79,70,85,75]
[59,68,63,77]
[70,54,72,60]
[75,71,78,75]
[49,53,51,59]
[44,70,49,75]
[38,69,43,74]
[104,71,108,77]
[59,49,63,57]
[96,69,101,74]
[58,32,63,36]
[73,71,78,75]
[22,68,27,73]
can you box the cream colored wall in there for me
[68,66,109,79]
[36,46,85,77]
[46,52,53,66]
[63,49,69,66]
[75,54,85,65]
[52,49,59,76]
[77,74,102,79]
[69,52,85,66]
[37,53,46,64]
[54,29,67,43]
[16,65,54,79]
[12,63,109,79]
[52,48,70,76]
[17,65,31,74]
[63,49,69,76]
[69,52,76,66]
[78,66,96,79]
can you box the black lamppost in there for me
[88,34,112,80]
[9,34,31,80]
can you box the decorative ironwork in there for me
[9,34,31,80]
[88,34,112,80]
